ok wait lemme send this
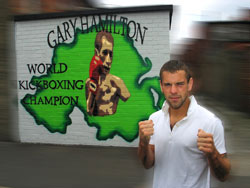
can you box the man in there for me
[138,60,231,188]
[85,31,130,116]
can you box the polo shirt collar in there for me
[162,95,197,117]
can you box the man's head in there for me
[160,60,193,109]
[95,31,114,74]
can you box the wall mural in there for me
[19,15,165,142]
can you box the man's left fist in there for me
[197,129,215,156]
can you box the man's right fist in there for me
[139,120,154,143]
[89,56,103,94]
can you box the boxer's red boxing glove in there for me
[89,56,103,94]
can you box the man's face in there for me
[97,36,113,74]
[160,70,193,109]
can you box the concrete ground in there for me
[0,141,249,188]
[0,142,152,188]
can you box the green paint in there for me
[21,22,165,142]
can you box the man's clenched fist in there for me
[197,129,216,156]
[139,120,154,143]
[89,56,103,94]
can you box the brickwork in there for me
[15,7,172,146]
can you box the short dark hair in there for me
[95,31,114,51]
[160,60,192,82]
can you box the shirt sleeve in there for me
[149,114,155,145]
[212,118,227,154]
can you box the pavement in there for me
[0,142,151,188]
[0,96,250,188]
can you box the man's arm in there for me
[138,120,155,169]
[207,152,231,181]
[85,78,95,115]
[197,129,231,181]
[111,76,130,101]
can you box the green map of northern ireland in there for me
[21,22,165,142]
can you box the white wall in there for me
[15,7,171,147]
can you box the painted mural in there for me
[86,31,131,116]
[19,15,166,142]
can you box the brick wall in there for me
[15,6,172,147]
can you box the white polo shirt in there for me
[149,96,226,188]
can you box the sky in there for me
[92,0,250,44]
